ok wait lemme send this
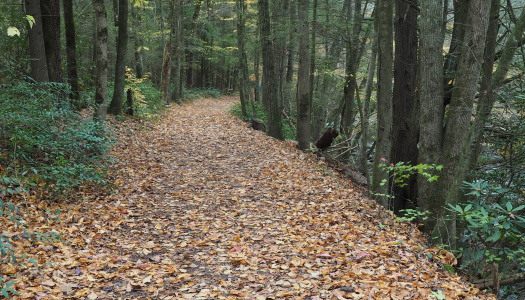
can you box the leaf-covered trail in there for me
[10,97,493,299]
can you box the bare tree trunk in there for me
[25,0,49,82]
[161,40,172,103]
[92,0,109,123]
[417,0,445,231]
[431,0,491,247]
[109,0,129,115]
[357,34,377,187]
[390,0,419,214]
[40,0,62,83]
[236,0,249,119]
[258,0,283,139]
[296,0,311,150]
[63,0,80,105]
[170,0,183,103]
[371,0,393,208]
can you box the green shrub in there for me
[449,181,525,282]
[230,101,296,140]
[184,87,222,100]
[0,80,113,197]
[125,69,166,119]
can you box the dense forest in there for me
[1,0,525,297]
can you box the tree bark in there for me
[170,0,184,103]
[390,0,419,214]
[296,0,311,150]
[258,0,284,140]
[236,0,249,119]
[92,0,109,123]
[357,33,377,187]
[161,40,172,103]
[25,0,49,82]
[417,0,445,231]
[63,0,80,105]
[339,0,362,161]
[109,0,129,115]
[431,0,491,247]
[371,0,393,208]
[40,0,62,83]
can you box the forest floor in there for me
[3,97,495,299]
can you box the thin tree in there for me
[170,0,184,103]
[236,0,249,119]
[63,0,80,105]
[296,0,311,150]
[371,0,393,207]
[108,0,129,115]
[92,0,109,123]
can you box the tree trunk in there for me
[25,0,49,82]
[258,0,284,140]
[109,0,129,115]
[417,0,445,231]
[63,0,80,105]
[339,0,361,158]
[131,4,143,79]
[296,0,311,150]
[40,0,62,83]
[371,0,393,208]
[161,40,172,103]
[390,0,419,214]
[92,0,109,123]
[357,34,377,187]
[431,0,491,247]
[170,0,183,103]
[236,0,249,119]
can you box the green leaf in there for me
[486,231,501,242]
[26,15,36,28]
[505,202,513,211]
[7,27,20,37]
[29,257,38,265]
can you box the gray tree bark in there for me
[258,0,284,139]
[63,0,80,104]
[296,0,311,150]
[371,0,393,207]
[109,0,129,115]
[431,0,491,247]
[92,0,109,123]
[417,0,445,231]
[25,0,49,82]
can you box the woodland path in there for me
[11,97,493,299]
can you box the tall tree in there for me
[389,0,419,214]
[296,0,311,150]
[25,0,49,82]
[109,0,129,115]
[432,0,525,246]
[371,0,393,207]
[339,0,362,152]
[236,0,249,119]
[258,0,283,139]
[92,0,109,123]
[170,0,184,103]
[417,0,445,229]
[40,0,62,82]
[63,0,80,104]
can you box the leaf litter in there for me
[1,97,495,299]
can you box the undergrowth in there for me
[230,101,296,140]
